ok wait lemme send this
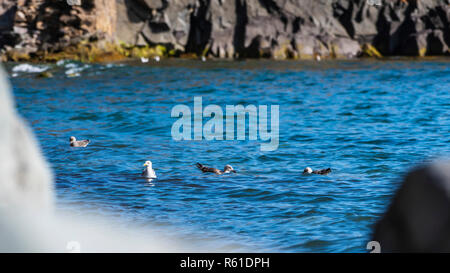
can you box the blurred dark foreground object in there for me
[373,161,450,252]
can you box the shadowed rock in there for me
[372,161,450,252]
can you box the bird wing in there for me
[196,163,219,173]
[315,168,331,175]
[196,163,208,172]
[149,169,157,178]
[142,168,156,178]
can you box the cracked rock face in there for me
[1,0,449,59]
[109,0,450,58]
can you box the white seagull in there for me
[142,161,157,181]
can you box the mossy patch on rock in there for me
[36,71,53,78]
[362,44,383,58]
[419,47,427,57]
[5,49,32,62]
[11,40,175,63]
[273,43,296,60]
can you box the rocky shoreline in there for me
[0,0,449,63]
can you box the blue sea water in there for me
[7,59,450,252]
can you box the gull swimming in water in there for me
[70,136,90,147]
[303,167,332,175]
[196,163,236,175]
[142,161,157,181]
[141,57,149,63]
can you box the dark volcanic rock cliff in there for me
[0,0,449,61]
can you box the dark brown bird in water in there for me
[303,167,331,175]
[70,136,90,147]
[196,163,236,175]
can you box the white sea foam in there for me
[65,63,90,77]
[12,63,49,73]
[56,59,69,66]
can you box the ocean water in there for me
[7,59,450,252]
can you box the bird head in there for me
[143,161,152,167]
[224,165,236,173]
[303,167,313,174]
